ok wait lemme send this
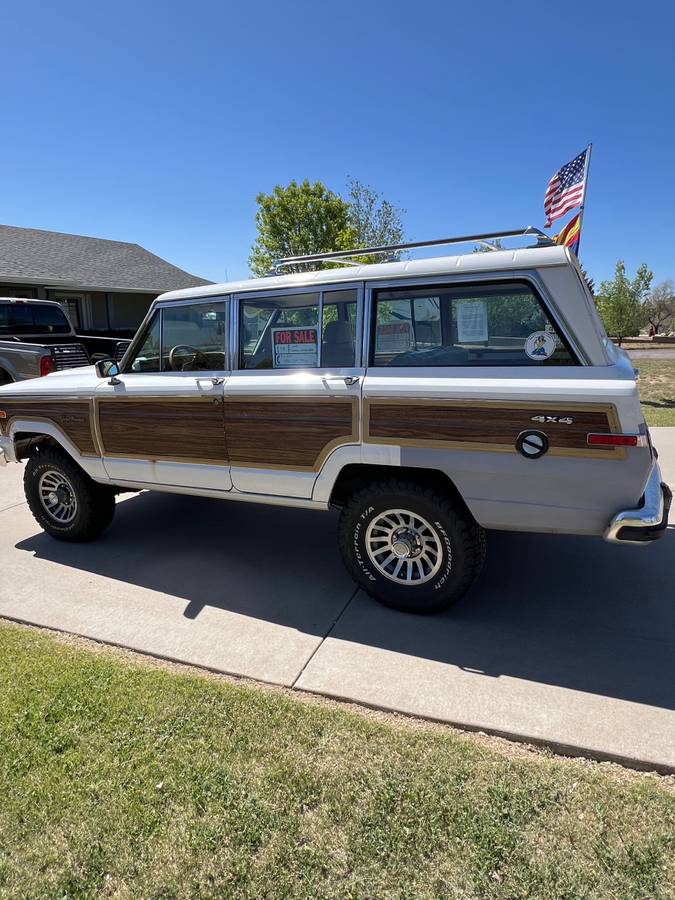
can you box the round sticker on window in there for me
[525,331,556,361]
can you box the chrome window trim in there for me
[364,269,590,367]
[120,295,231,374]
[233,282,364,371]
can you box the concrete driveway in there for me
[1,430,674,772]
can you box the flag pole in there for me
[576,143,592,256]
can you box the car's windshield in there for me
[0,303,72,335]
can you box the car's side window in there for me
[125,301,228,373]
[321,290,358,368]
[371,281,577,367]
[161,302,227,371]
[239,289,358,370]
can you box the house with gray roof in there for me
[0,224,211,336]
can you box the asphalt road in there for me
[1,433,674,771]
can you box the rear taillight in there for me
[587,433,647,447]
[39,355,56,377]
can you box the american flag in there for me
[544,148,588,227]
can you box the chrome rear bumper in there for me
[604,463,672,544]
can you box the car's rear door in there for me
[95,297,232,492]
[224,284,363,499]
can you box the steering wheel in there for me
[168,345,209,371]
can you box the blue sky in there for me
[2,1,673,287]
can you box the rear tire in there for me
[24,446,116,542]
[338,479,486,614]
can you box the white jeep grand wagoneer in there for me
[0,229,670,613]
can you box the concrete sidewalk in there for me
[653,426,675,485]
[0,431,673,772]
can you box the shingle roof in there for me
[0,224,212,292]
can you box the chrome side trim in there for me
[104,478,329,509]
[604,463,666,544]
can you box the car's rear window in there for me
[0,303,71,335]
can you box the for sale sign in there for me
[375,321,414,353]
[271,326,319,368]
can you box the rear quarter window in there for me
[370,281,577,367]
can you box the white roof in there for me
[157,245,571,302]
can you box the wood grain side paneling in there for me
[365,399,622,458]
[0,398,97,455]
[224,396,358,470]
[98,397,228,464]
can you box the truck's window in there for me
[161,302,227,371]
[321,290,358,367]
[371,282,577,367]
[239,289,358,369]
[126,302,228,373]
[240,293,320,369]
[0,303,71,335]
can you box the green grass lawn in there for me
[1,625,674,898]
[636,360,675,426]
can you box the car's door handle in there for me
[323,375,360,386]
[195,376,225,385]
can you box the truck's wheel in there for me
[24,447,116,542]
[337,480,486,614]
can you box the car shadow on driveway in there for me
[15,490,675,711]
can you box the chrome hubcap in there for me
[38,470,78,523]
[365,509,444,585]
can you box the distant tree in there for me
[595,261,653,345]
[579,264,595,296]
[346,178,405,261]
[249,180,355,276]
[643,279,675,334]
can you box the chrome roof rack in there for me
[269,226,554,274]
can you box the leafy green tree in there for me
[595,261,653,345]
[249,178,407,276]
[249,180,355,276]
[346,178,405,261]
[643,280,675,334]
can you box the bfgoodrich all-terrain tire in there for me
[338,480,486,614]
[24,446,116,542]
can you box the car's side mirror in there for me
[95,358,120,380]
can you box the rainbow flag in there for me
[554,213,581,255]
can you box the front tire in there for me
[24,447,116,542]
[338,480,486,614]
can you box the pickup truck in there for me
[0,298,93,383]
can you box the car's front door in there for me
[95,297,232,492]
[225,285,363,498]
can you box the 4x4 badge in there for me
[531,415,574,425]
